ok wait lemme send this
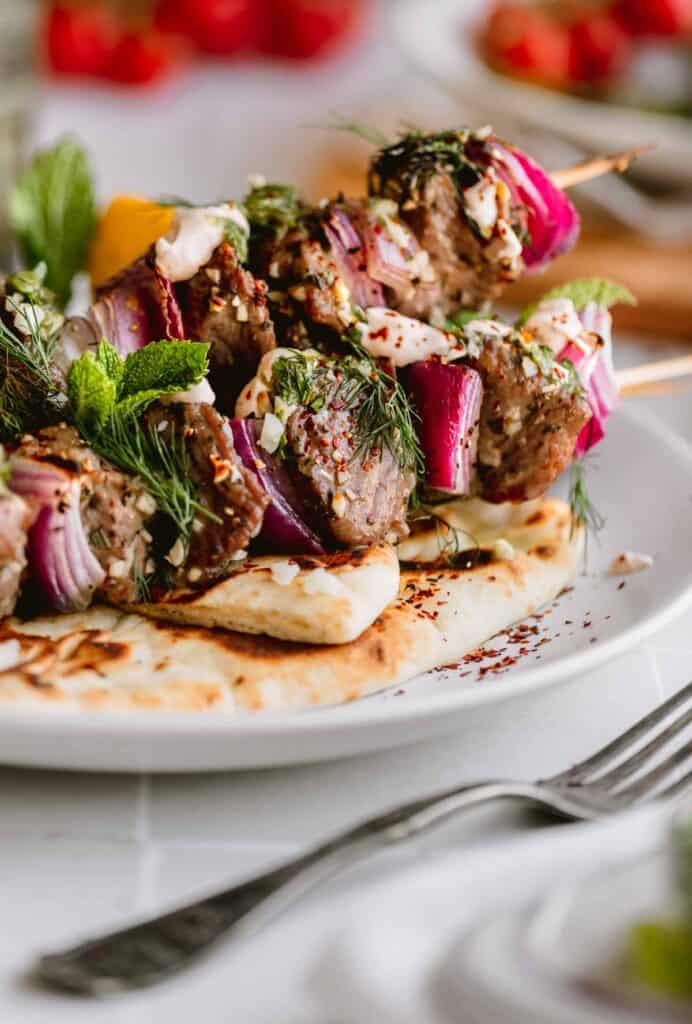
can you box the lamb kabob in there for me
[0,205,419,616]
[243,128,624,512]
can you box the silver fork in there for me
[37,682,692,996]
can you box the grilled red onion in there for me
[229,418,325,555]
[490,142,580,272]
[408,360,483,495]
[90,257,184,356]
[559,302,619,456]
[323,208,384,309]
[9,458,105,612]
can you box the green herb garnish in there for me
[518,278,636,325]
[272,340,424,478]
[10,138,96,308]
[569,459,604,545]
[244,183,302,241]
[68,339,211,539]
[0,266,65,441]
[445,309,483,330]
[369,128,482,203]
[626,922,692,1000]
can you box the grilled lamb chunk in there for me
[252,215,355,349]
[467,333,591,503]
[142,403,269,587]
[177,242,276,411]
[10,425,155,604]
[369,132,526,313]
[0,490,31,617]
[285,404,414,549]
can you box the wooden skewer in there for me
[549,145,654,190]
[616,355,692,396]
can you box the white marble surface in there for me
[7,29,691,1020]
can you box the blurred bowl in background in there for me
[395,0,692,191]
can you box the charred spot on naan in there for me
[0,625,131,685]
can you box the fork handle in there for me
[37,779,536,995]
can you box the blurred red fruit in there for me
[568,11,632,83]
[264,0,367,60]
[44,2,118,77]
[167,0,262,55]
[107,28,177,85]
[481,3,571,87]
[611,0,692,37]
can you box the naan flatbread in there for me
[120,544,400,646]
[0,497,582,711]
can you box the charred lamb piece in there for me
[142,402,269,587]
[236,349,417,549]
[176,241,276,412]
[369,131,524,313]
[0,488,32,617]
[252,213,357,349]
[9,425,155,608]
[286,403,414,548]
[250,188,441,340]
[466,326,591,503]
[368,129,579,314]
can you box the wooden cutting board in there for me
[505,228,692,342]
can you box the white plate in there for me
[394,0,692,190]
[1,405,691,772]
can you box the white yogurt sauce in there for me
[155,204,250,283]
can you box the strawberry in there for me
[568,11,632,84]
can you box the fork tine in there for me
[585,707,692,789]
[616,740,692,802]
[549,681,692,784]
[655,769,692,802]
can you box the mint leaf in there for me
[68,353,117,436]
[10,138,96,309]
[114,390,174,422]
[95,339,124,384]
[519,278,636,324]
[119,340,209,399]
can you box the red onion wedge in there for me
[9,458,105,612]
[407,360,483,495]
[90,256,184,356]
[229,418,325,555]
[559,302,619,456]
[491,142,580,272]
[323,208,384,309]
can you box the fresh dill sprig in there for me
[0,270,65,441]
[272,352,325,411]
[369,128,482,201]
[271,341,424,478]
[99,417,217,542]
[569,459,605,550]
[324,114,392,148]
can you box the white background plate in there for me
[395,0,692,190]
[0,405,691,772]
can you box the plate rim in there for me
[0,403,690,741]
